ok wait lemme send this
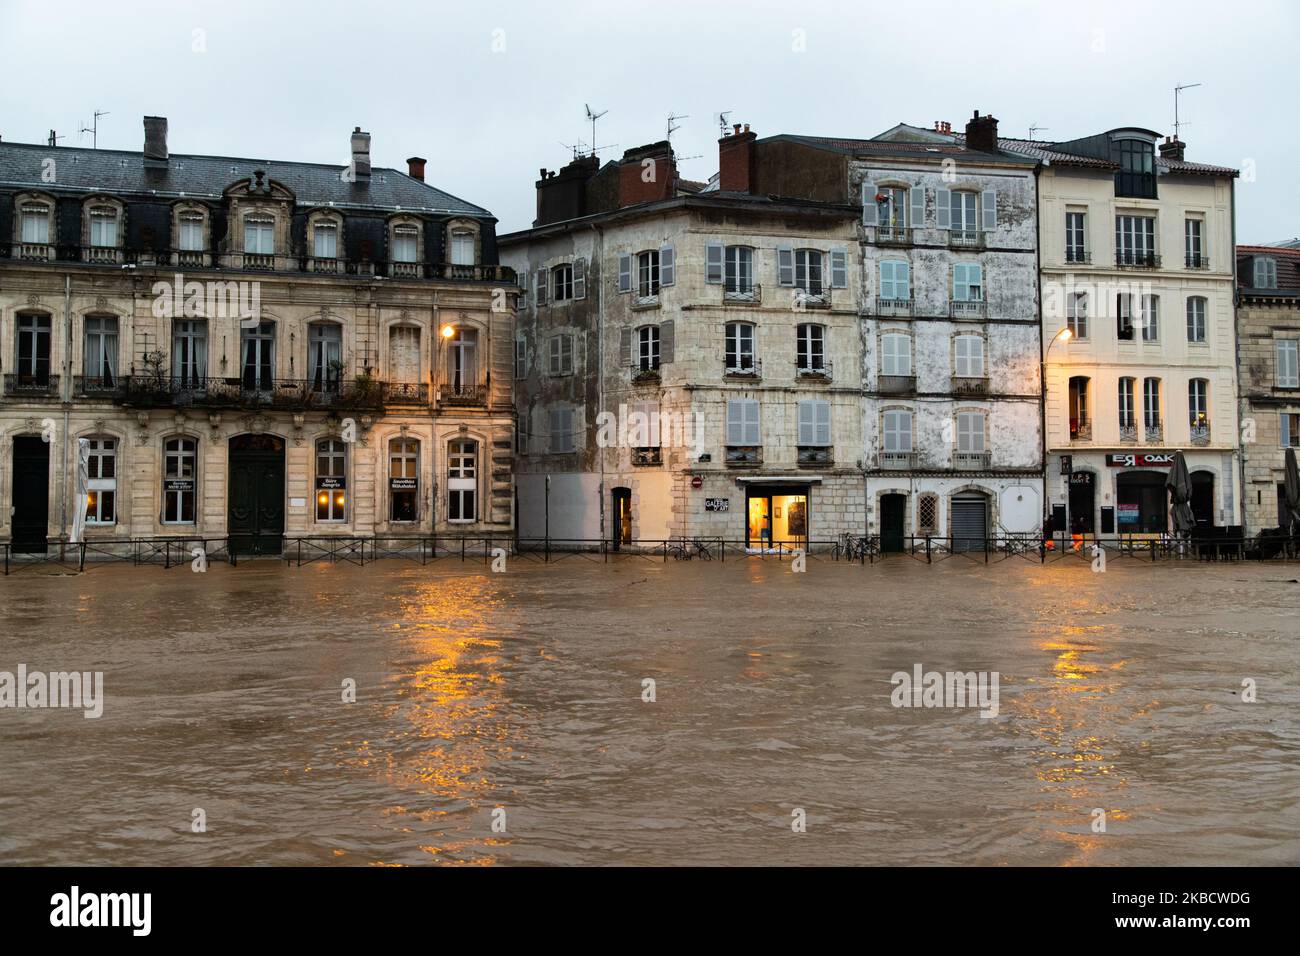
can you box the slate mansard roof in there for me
[0,140,493,218]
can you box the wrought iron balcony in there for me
[1069,416,1092,441]
[796,360,832,383]
[1065,248,1091,264]
[949,299,986,319]
[875,225,913,246]
[794,287,830,309]
[119,375,385,410]
[954,451,992,470]
[725,446,762,467]
[1145,419,1163,443]
[874,297,914,317]
[724,358,761,380]
[951,375,989,396]
[878,374,916,395]
[1119,421,1138,443]
[380,382,430,405]
[438,382,485,406]
[1116,251,1161,269]
[721,282,761,304]
[1184,253,1209,270]
[2,373,60,397]
[632,447,662,466]
[880,451,915,470]
[1190,422,1211,446]
[797,446,833,466]
[632,367,661,386]
[74,375,126,398]
[948,230,984,249]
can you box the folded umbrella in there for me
[1165,450,1197,535]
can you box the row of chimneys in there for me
[140,116,429,182]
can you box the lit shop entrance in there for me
[745,484,809,550]
[228,433,286,555]
[611,487,632,550]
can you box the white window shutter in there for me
[745,400,760,445]
[562,335,574,374]
[952,264,965,300]
[936,189,951,229]
[618,253,632,293]
[898,261,910,299]
[660,245,675,286]
[879,261,893,300]
[798,401,814,445]
[574,257,587,299]
[535,268,547,305]
[777,246,794,286]
[981,190,997,231]
[706,242,724,283]
[830,249,847,288]
[910,186,925,226]
[726,401,743,445]
[816,401,830,445]
[619,328,632,367]
[862,183,878,226]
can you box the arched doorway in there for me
[1190,470,1215,527]
[228,433,285,555]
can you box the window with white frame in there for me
[1189,379,1209,428]
[392,225,418,263]
[548,334,574,375]
[794,249,823,295]
[1276,339,1299,388]
[637,325,660,371]
[725,322,755,371]
[876,186,909,229]
[1184,217,1205,267]
[881,333,912,376]
[1067,292,1088,339]
[389,438,419,521]
[1140,294,1159,342]
[1065,210,1086,262]
[447,439,477,522]
[797,400,831,446]
[550,407,575,453]
[178,212,204,251]
[85,438,117,524]
[1116,293,1135,340]
[313,221,338,259]
[1143,377,1162,428]
[796,324,824,371]
[726,399,760,446]
[1186,296,1208,343]
[450,229,475,266]
[173,319,207,387]
[952,263,983,301]
[638,249,660,297]
[956,411,986,453]
[20,202,50,243]
[84,315,119,387]
[243,215,274,254]
[89,206,118,247]
[163,437,197,524]
[879,260,910,301]
[882,409,913,452]
[1254,256,1277,289]
[448,327,477,395]
[954,334,984,377]
[949,191,979,235]
[1116,214,1156,265]
[315,438,347,522]
[1118,377,1136,428]
[552,263,574,301]
[724,245,753,293]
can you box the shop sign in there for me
[316,476,345,490]
[1107,453,1174,468]
[1117,503,1140,524]
[164,479,194,493]
[704,498,729,512]
[390,477,417,491]
[1068,472,1093,486]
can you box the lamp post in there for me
[1043,327,1073,549]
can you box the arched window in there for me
[389,438,419,522]
[163,437,197,524]
[316,439,347,522]
[85,437,117,525]
[447,439,477,523]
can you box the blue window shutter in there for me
[910,186,925,227]
[936,189,951,229]
[862,183,878,226]
[981,190,997,230]
[899,261,911,299]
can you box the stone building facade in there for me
[1235,244,1300,533]
[1,117,515,556]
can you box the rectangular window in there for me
[1118,378,1136,428]
[830,250,847,289]
[21,204,50,243]
[637,325,660,371]
[1189,379,1209,428]
[313,222,338,259]
[1143,378,1161,428]
[949,191,978,235]
[1067,293,1088,339]
[244,217,274,255]
[1184,217,1204,267]
[956,412,986,453]
[548,334,574,376]
[794,250,823,295]
[796,324,824,371]
[450,230,475,266]
[389,439,419,521]
[1115,139,1156,199]
[447,440,477,521]
[1186,297,1207,343]
[879,260,910,300]
[1140,294,1159,342]
[883,410,913,453]
[881,334,912,376]
[17,312,52,385]
[315,439,347,522]
[797,400,831,446]
[1277,340,1300,388]
[725,246,753,294]
[550,407,575,454]
[552,263,574,301]
[1116,293,1134,341]
[178,214,204,252]
[1281,413,1300,448]
[638,250,660,298]
[726,399,761,446]
[85,438,116,525]
[163,437,197,524]
[392,227,418,263]
[1065,211,1086,262]
[172,319,208,388]
[954,335,984,377]
[1115,215,1156,265]
[89,207,118,247]
[952,263,983,301]
[309,324,342,393]
[725,323,755,371]
[83,315,119,387]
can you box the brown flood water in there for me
[0,555,1297,866]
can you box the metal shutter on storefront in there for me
[951,495,988,552]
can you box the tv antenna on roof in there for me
[1173,83,1201,140]
[666,112,688,143]
[716,111,733,136]
[79,109,109,149]
[584,103,608,157]
[1028,123,1049,141]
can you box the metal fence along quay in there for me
[3,531,1297,574]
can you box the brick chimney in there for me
[143,116,168,167]
[617,141,676,208]
[1158,136,1186,162]
[350,127,371,182]
[534,154,601,226]
[406,156,426,181]
[964,110,999,152]
[718,123,757,193]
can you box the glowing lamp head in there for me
[318,492,329,505]
[1058,328,1072,343]
[441,325,456,339]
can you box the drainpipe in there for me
[592,221,606,542]
[1033,162,1048,538]
[1228,178,1245,534]
[59,273,72,541]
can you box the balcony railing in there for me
[1119,422,1138,443]
[119,376,386,410]
[875,225,913,246]
[948,230,984,249]
[874,297,914,317]
[1190,422,1211,446]
[951,375,989,396]
[722,283,761,304]
[724,358,761,380]
[949,299,986,319]
[797,447,833,466]
[439,382,485,406]
[15,242,55,261]
[796,360,832,383]
[1069,416,1092,441]
[1184,253,1209,270]
[1116,251,1161,269]
[632,367,661,386]
[1145,419,1163,443]
[74,375,126,398]
[794,288,830,309]
[380,382,430,405]
[1065,248,1091,265]
[83,244,122,264]
[632,447,662,466]
[880,451,916,470]
[954,451,991,470]
[241,252,276,271]
[725,446,762,467]
[2,374,60,397]
[878,374,916,395]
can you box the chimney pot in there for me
[406,156,427,182]
[964,111,999,152]
[143,115,168,166]
[350,127,372,182]
[718,123,758,194]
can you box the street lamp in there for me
[1043,326,1073,548]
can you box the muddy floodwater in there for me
[1,556,1297,866]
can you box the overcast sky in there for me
[2,0,1294,242]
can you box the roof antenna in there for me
[666,112,688,143]
[47,129,64,147]
[584,103,608,157]
[79,109,109,149]
[1173,83,1201,140]
[1028,123,1048,141]
[716,111,732,136]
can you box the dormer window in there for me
[20,202,51,244]
[392,225,418,262]
[89,206,118,247]
[450,229,475,265]
[313,221,338,259]
[244,216,274,254]
[1115,138,1157,199]
[1254,256,1278,289]
[178,212,204,251]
